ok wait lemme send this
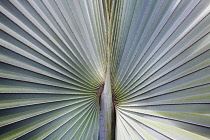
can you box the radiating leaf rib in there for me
[0,98,95,140]
[0,97,91,127]
[0,36,101,87]
[117,107,157,140]
[0,94,90,109]
[29,99,98,140]
[0,1,105,84]
[120,107,210,127]
[119,110,209,140]
[50,100,97,140]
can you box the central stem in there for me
[99,39,115,139]
[99,1,116,139]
